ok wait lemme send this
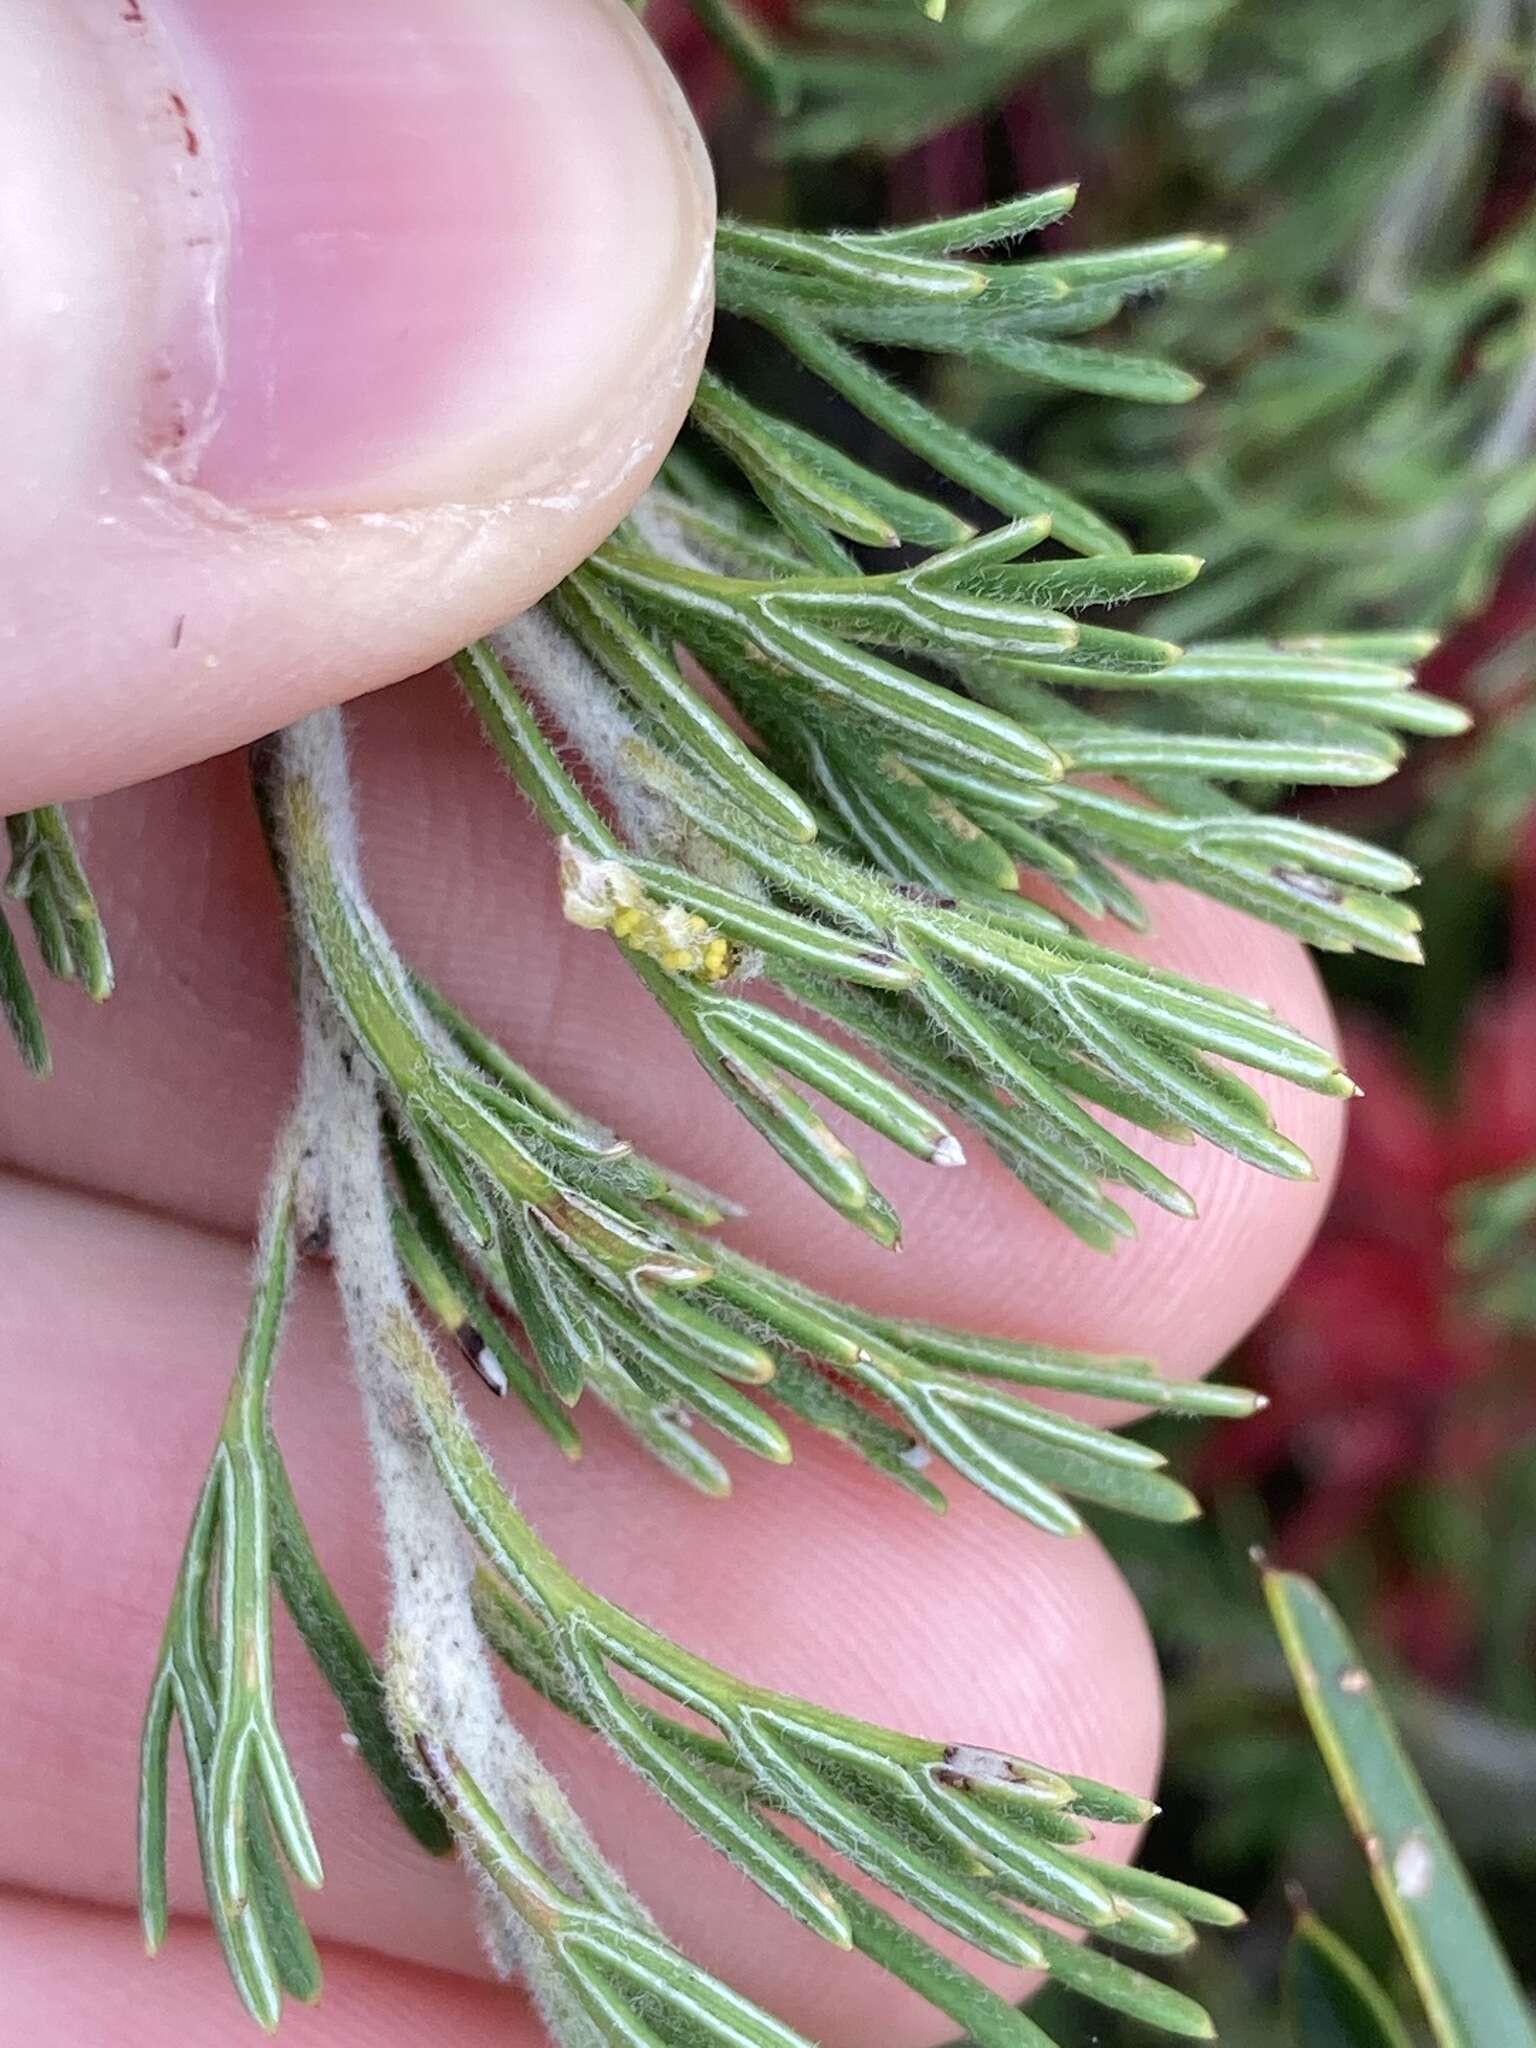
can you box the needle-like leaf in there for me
[1267,1570,1536,2048]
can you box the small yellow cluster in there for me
[559,840,734,983]
[609,903,732,979]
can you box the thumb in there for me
[0,0,713,811]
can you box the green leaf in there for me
[265,1442,452,1856]
[552,573,819,845]
[411,971,739,1226]
[565,1622,849,1946]
[1033,1923,1215,2038]
[0,903,48,1074]
[499,1207,603,1405]
[453,640,620,854]
[139,1154,326,2029]
[853,185,1080,255]
[761,314,1131,555]
[594,550,1068,788]
[719,220,988,304]
[410,1338,1229,2011]
[619,856,918,988]
[830,1880,1061,2048]
[761,1350,949,1507]
[1075,1851,1246,1932]
[692,368,975,548]
[591,1293,792,1467]
[563,1919,814,2048]
[1266,1570,1536,2048]
[5,806,114,1003]
[389,1180,582,1451]
[1285,1911,1415,2048]
[676,0,795,110]
[580,1343,734,1497]
[633,952,894,1238]
[698,986,961,1165]
[728,1710,1049,1968]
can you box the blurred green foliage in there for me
[678,5,1536,2034]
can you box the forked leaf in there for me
[564,1622,850,1946]
[139,1157,326,2030]
[692,368,975,548]
[407,1721,815,2048]
[552,571,818,844]
[5,806,114,1002]
[581,1343,734,1497]
[500,1207,603,1404]
[387,1133,583,1452]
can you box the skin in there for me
[0,2,1345,2042]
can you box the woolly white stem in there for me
[271,708,651,2045]
[490,533,767,901]
[491,606,685,855]
[628,490,726,575]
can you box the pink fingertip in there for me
[131,0,712,511]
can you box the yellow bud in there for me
[661,948,693,971]
[611,907,640,938]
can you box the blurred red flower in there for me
[1207,929,1536,1676]
[651,0,792,125]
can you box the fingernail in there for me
[122,0,713,512]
